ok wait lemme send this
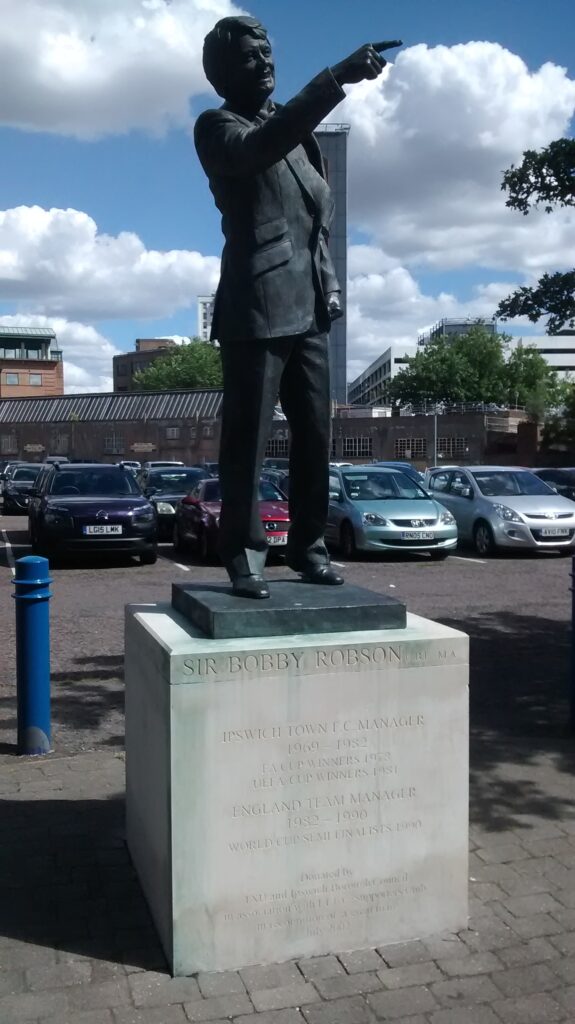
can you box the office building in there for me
[347,344,417,407]
[113,338,177,392]
[507,332,575,379]
[316,123,349,404]
[0,325,63,398]
[418,317,498,347]
[197,295,215,342]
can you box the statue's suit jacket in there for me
[194,69,346,343]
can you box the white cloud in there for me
[0,205,220,319]
[0,0,242,137]
[338,42,575,277]
[0,313,119,393]
[346,247,519,382]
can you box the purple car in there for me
[28,463,158,564]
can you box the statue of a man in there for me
[195,18,401,598]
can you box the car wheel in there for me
[474,520,496,556]
[340,521,357,559]
[140,547,158,565]
[429,549,450,561]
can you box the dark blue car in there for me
[28,463,158,564]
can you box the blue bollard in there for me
[12,555,53,755]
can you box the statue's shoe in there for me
[297,565,344,586]
[231,574,270,599]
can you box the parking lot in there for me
[0,513,572,774]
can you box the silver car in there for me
[325,466,458,559]
[425,465,575,556]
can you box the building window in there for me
[5,373,19,385]
[342,436,372,459]
[394,437,427,459]
[25,349,39,360]
[1,435,17,454]
[103,433,124,454]
[202,424,214,439]
[166,426,180,440]
[437,437,468,458]
[265,438,289,458]
[116,363,127,375]
[190,425,197,439]
[51,432,69,454]
[29,373,42,386]
[331,437,338,459]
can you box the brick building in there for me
[113,338,177,392]
[0,389,533,467]
[0,325,63,398]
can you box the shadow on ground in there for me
[0,654,125,756]
[440,609,575,834]
[0,792,167,971]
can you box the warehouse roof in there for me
[0,325,56,339]
[0,389,223,424]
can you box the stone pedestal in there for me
[125,601,469,976]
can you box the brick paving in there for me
[1,738,575,1024]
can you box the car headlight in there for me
[155,501,176,515]
[439,509,456,525]
[492,503,523,523]
[362,512,388,526]
[133,507,156,522]
[44,508,71,525]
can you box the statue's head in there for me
[202,16,274,107]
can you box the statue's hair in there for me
[203,16,268,99]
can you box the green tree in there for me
[496,139,575,333]
[387,326,564,418]
[133,339,223,390]
[387,327,508,406]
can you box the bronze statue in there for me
[195,17,401,598]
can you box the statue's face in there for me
[227,33,275,106]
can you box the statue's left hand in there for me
[327,291,344,321]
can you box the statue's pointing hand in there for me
[331,39,402,85]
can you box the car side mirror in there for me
[329,490,342,501]
[461,486,473,499]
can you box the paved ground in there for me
[1,516,575,1023]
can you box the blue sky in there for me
[0,0,573,390]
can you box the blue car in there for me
[28,462,158,564]
[325,465,457,559]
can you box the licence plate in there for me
[83,525,123,535]
[401,531,435,540]
[267,534,287,545]
[540,527,570,537]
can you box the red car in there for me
[173,477,290,561]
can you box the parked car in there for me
[373,461,426,484]
[139,466,211,539]
[260,468,290,496]
[325,466,457,559]
[262,457,290,471]
[28,463,158,563]
[425,465,575,556]
[0,460,26,494]
[2,463,43,514]
[173,477,290,561]
[141,460,184,471]
[117,460,141,474]
[532,467,575,502]
[43,455,70,465]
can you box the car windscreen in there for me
[472,470,555,497]
[11,466,41,481]
[259,481,286,501]
[149,471,205,492]
[341,471,428,501]
[48,469,141,496]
